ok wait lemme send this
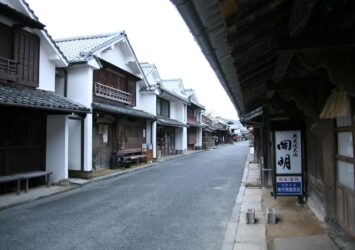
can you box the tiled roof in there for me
[0,83,89,113]
[184,88,194,97]
[92,102,156,120]
[55,32,125,63]
[190,100,205,110]
[157,116,188,128]
[161,79,186,97]
[187,120,206,128]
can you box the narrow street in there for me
[0,142,249,250]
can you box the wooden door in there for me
[0,108,45,176]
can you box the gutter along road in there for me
[0,142,249,250]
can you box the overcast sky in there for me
[26,0,239,119]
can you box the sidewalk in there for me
[223,153,355,250]
[222,154,266,250]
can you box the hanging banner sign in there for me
[275,130,302,174]
[274,130,304,197]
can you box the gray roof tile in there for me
[92,102,156,120]
[157,116,188,128]
[55,32,125,63]
[0,83,89,113]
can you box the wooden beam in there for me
[288,0,318,37]
[237,57,275,77]
[226,1,286,29]
[278,89,319,118]
[277,33,355,52]
[271,0,318,84]
[272,52,293,83]
[220,0,238,20]
[267,78,317,91]
[242,107,263,121]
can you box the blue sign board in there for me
[276,176,302,195]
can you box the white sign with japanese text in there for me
[275,130,302,174]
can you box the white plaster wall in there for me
[68,119,81,171]
[196,127,202,147]
[66,66,93,107]
[152,121,157,158]
[175,102,184,122]
[139,94,156,115]
[175,127,183,151]
[170,101,177,119]
[46,115,68,183]
[99,43,137,76]
[183,104,187,123]
[135,84,141,108]
[38,46,56,91]
[55,75,65,96]
[145,120,152,145]
[84,114,93,171]
[145,72,156,85]
[174,127,187,152]
[183,127,187,152]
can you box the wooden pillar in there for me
[321,119,336,221]
[262,107,271,186]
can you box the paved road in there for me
[0,142,249,250]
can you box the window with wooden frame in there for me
[157,97,170,117]
[13,29,40,87]
[335,100,355,191]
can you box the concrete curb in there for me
[222,158,249,250]
[0,185,82,211]
[222,154,266,250]
[71,162,159,187]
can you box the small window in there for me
[337,132,353,157]
[157,97,169,117]
[337,160,354,191]
[336,101,352,127]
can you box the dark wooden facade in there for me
[92,61,146,168]
[0,22,40,87]
[93,61,137,107]
[93,114,146,169]
[0,107,46,193]
[187,106,197,148]
[157,125,175,156]
[0,16,44,188]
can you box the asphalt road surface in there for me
[0,142,249,250]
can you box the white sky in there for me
[26,0,239,120]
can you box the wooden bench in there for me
[114,148,147,168]
[129,154,147,165]
[13,171,52,193]
[0,175,23,195]
[0,171,52,195]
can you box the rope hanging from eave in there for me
[319,88,349,119]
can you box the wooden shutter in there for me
[13,29,40,87]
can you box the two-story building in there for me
[55,32,156,177]
[0,0,89,189]
[156,79,189,157]
[184,89,205,150]
[202,113,217,149]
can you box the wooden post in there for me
[321,119,336,221]
[262,107,270,187]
